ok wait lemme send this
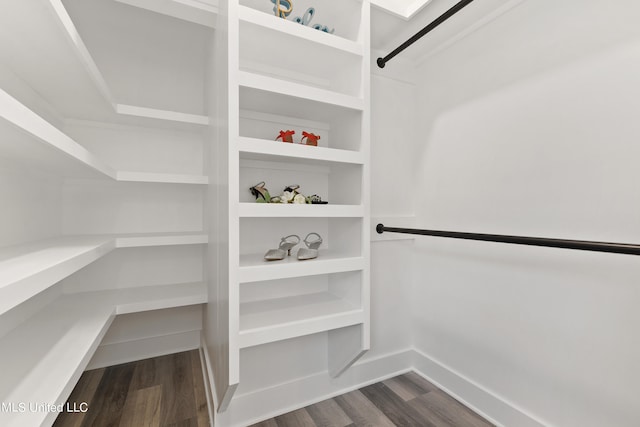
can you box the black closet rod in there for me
[376,224,640,256]
[377,0,476,68]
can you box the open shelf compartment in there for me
[239,271,364,348]
[238,0,365,43]
[239,7,363,98]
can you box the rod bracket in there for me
[376,223,385,234]
[376,58,386,68]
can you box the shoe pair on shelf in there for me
[250,182,328,204]
[264,233,322,261]
[276,130,321,146]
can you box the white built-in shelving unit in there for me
[0,0,213,425]
[208,0,371,411]
[1,0,371,421]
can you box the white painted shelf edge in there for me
[114,0,218,28]
[0,233,208,317]
[238,292,364,348]
[238,203,365,218]
[239,252,365,283]
[0,283,207,427]
[238,71,365,111]
[0,88,116,179]
[73,281,208,315]
[238,137,365,165]
[238,5,364,56]
[1,89,208,184]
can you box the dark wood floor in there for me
[53,350,209,427]
[55,352,492,427]
[250,372,494,427]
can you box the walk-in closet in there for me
[1,0,638,426]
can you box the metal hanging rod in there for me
[376,224,640,256]
[377,0,476,68]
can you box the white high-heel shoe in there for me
[297,233,322,260]
[264,235,300,261]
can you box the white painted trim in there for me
[209,347,549,427]
[86,330,201,369]
[411,348,549,427]
[198,337,216,427]
[215,348,414,427]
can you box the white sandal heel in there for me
[297,232,323,260]
[264,235,301,261]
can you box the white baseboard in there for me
[206,347,548,427]
[411,348,548,427]
[198,339,216,427]
[86,330,201,370]
[215,349,414,427]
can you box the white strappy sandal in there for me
[297,233,323,260]
[264,235,301,261]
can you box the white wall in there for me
[411,1,640,426]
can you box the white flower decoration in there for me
[293,194,306,204]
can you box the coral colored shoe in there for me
[301,131,320,146]
[276,130,295,143]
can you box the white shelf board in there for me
[116,171,209,185]
[239,251,364,283]
[0,282,207,427]
[0,237,115,317]
[75,282,207,315]
[0,89,116,179]
[239,292,364,348]
[115,0,218,28]
[238,5,363,56]
[114,232,208,248]
[238,71,364,112]
[0,233,207,317]
[0,295,115,427]
[238,137,364,166]
[238,203,365,218]
[115,104,209,126]
[0,0,208,128]
[1,90,208,184]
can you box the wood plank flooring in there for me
[250,372,494,427]
[53,350,209,427]
[54,352,492,427]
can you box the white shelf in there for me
[0,233,207,317]
[238,137,364,166]
[114,232,208,248]
[76,282,207,315]
[0,88,116,179]
[115,104,209,126]
[239,292,364,348]
[0,0,208,128]
[0,296,114,427]
[116,171,209,185]
[0,237,115,317]
[238,203,365,218]
[1,89,208,184]
[114,0,218,28]
[239,251,365,283]
[0,282,207,427]
[238,71,365,111]
[238,5,363,56]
